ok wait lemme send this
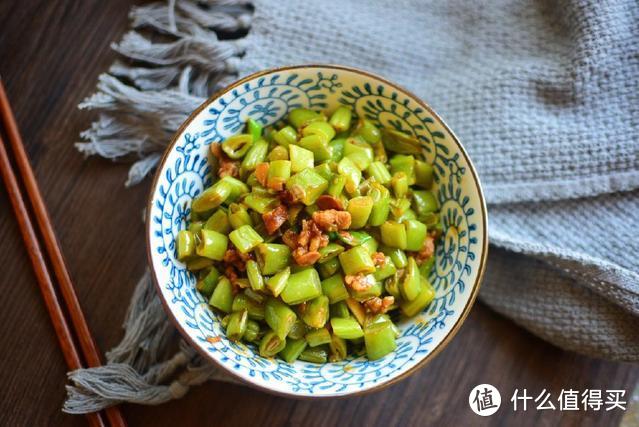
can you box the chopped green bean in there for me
[380,221,407,249]
[300,295,329,329]
[266,267,290,297]
[256,243,291,275]
[196,229,228,260]
[229,224,263,253]
[204,208,230,234]
[226,310,248,341]
[259,331,286,357]
[318,256,341,279]
[247,118,263,141]
[222,134,253,159]
[228,203,253,229]
[281,268,322,305]
[353,119,381,144]
[339,246,376,275]
[400,276,436,317]
[289,144,314,172]
[305,327,332,347]
[331,317,364,340]
[401,257,422,301]
[265,297,297,339]
[414,160,434,189]
[347,196,374,229]
[209,277,233,313]
[329,106,352,132]
[273,126,297,147]
[286,169,328,206]
[246,259,265,291]
[177,230,195,261]
[279,338,307,363]
[364,319,396,360]
[299,347,328,363]
[330,301,350,318]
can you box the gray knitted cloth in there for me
[65,0,639,413]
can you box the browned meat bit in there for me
[223,247,253,272]
[363,296,395,314]
[210,143,239,178]
[312,209,352,232]
[277,189,297,205]
[282,229,298,249]
[372,252,386,267]
[287,219,329,266]
[262,205,288,235]
[225,265,239,288]
[415,235,435,265]
[292,248,322,266]
[255,162,269,187]
[316,195,344,211]
[344,273,373,292]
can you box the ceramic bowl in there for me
[147,65,488,398]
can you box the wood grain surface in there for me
[0,1,636,426]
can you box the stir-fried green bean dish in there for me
[177,105,442,362]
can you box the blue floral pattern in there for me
[148,67,486,397]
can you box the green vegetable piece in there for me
[177,230,195,261]
[286,169,328,206]
[185,257,214,271]
[246,259,265,291]
[400,276,436,317]
[259,331,286,357]
[266,267,290,297]
[318,256,341,279]
[347,196,374,229]
[247,118,263,141]
[243,192,279,214]
[268,145,289,161]
[344,137,374,170]
[244,319,261,343]
[414,160,434,189]
[240,139,269,172]
[329,335,348,362]
[337,156,361,195]
[390,154,416,185]
[329,106,352,132]
[331,317,364,339]
[204,208,230,234]
[419,256,436,279]
[196,266,220,296]
[330,301,350,318]
[220,176,250,204]
[268,160,292,190]
[313,162,333,181]
[289,144,314,172]
[380,245,408,268]
[192,180,232,212]
[288,319,308,340]
[339,246,376,275]
[226,310,248,341]
[281,268,322,305]
[299,347,328,363]
[298,134,332,162]
[367,183,391,226]
[256,243,291,275]
[366,161,392,185]
[336,230,373,247]
[228,203,253,229]
[302,121,336,142]
[229,224,263,254]
[265,297,297,339]
[391,172,409,198]
[318,243,344,262]
[353,119,381,144]
[222,134,253,159]
[401,257,422,301]
[305,327,332,347]
[188,221,203,235]
[373,256,396,281]
[301,295,329,329]
[196,229,228,260]
[412,190,439,216]
[279,338,308,363]
[380,221,407,249]
[322,274,349,304]
[350,279,382,301]
[273,126,297,148]
[209,277,233,313]
[288,108,323,129]
[329,138,346,162]
[382,129,422,155]
[404,219,428,251]
[328,174,346,197]
[364,320,397,360]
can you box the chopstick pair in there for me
[0,79,126,427]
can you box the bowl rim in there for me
[145,63,489,399]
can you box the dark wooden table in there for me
[0,1,637,426]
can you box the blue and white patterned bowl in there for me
[147,65,488,398]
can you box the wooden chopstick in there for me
[0,80,126,427]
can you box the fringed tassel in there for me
[64,271,240,414]
[76,0,252,187]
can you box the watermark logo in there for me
[469,384,501,416]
